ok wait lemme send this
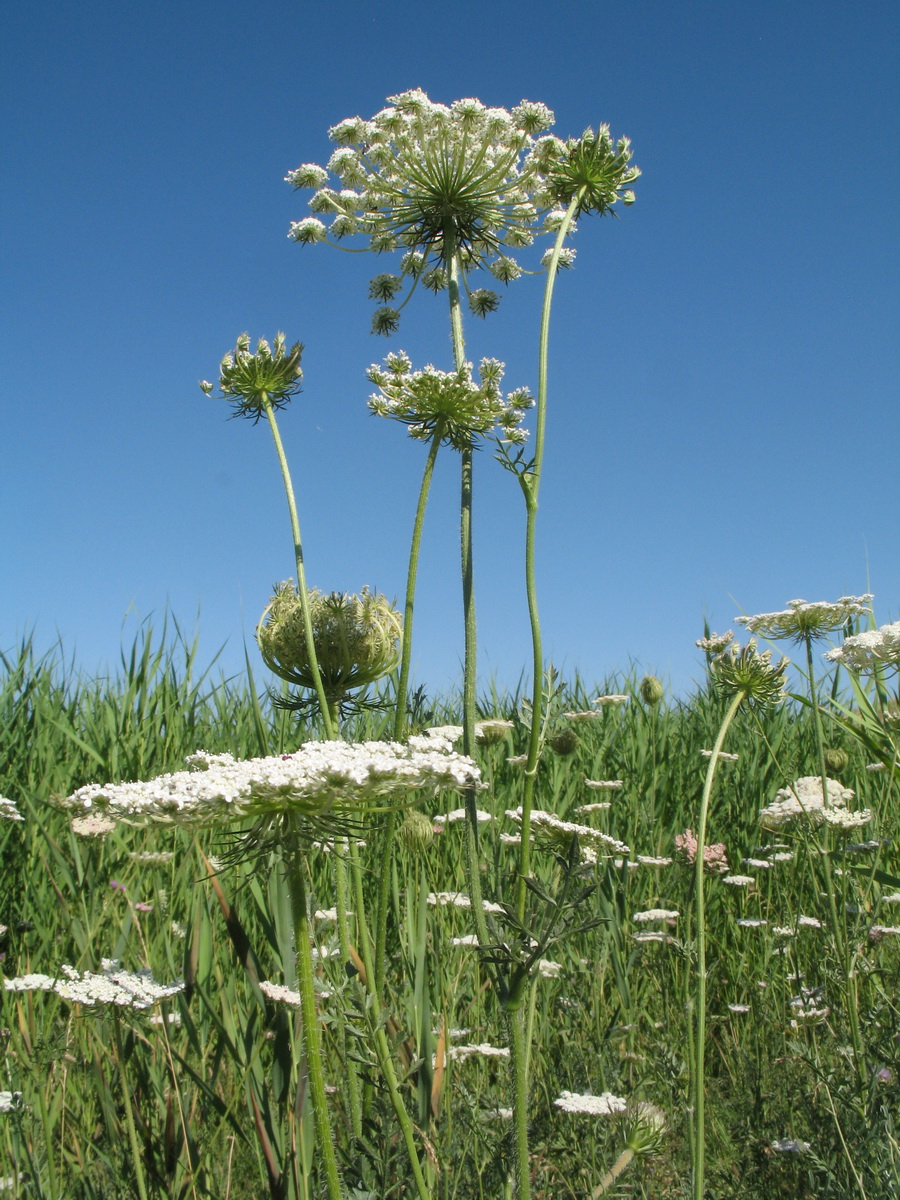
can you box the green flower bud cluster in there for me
[200,332,304,423]
[711,639,789,709]
[537,125,640,218]
[399,808,435,853]
[257,584,402,701]
[639,675,664,706]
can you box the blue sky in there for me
[2,0,898,702]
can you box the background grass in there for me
[2,621,899,1198]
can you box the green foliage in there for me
[2,627,899,1198]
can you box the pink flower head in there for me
[675,829,729,874]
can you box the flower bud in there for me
[548,729,579,757]
[399,809,434,853]
[823,748,849,774]
[639,675,664,706]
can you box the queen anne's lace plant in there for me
[287,90,561,330]
[758,776,867,830]
[200,332,304,422]
[63,737,481,828]
[824,620,900,672]
[735,595,873,642]
[505,807,630,858]
[5,961,183,1009]
[367,351,532,450]
[0,796,23,822]
[554,1090,627,1115]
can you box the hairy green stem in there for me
[261,394,335,739]
[284,824,343,1200]
[507,1006,531,1200]
[692,689,744,1200]
[516,193,583,922]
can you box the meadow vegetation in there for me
[3,89,899,1198]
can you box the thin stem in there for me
[804,635,868,1091]
[284,823,343,1200]
[334,842,363,1140]
[261,394,335,739]
[692,688,744,1200]
[516,193,583,922]
[374,421,446,996]
[348,840,433,1200]
[112,1013,150,1200]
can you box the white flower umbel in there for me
[506,807,630,857]
[632,909,679,923]
[735,595,872,642]
[554,1090,627,1115]
[368,351,532,450]
[287,90,559,330]
[64,736,480,826]
[824,620,900,672]
[759,776,862,830]
[5,962,183,1009]
[0,796,23,822]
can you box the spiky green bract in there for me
[257,584,402,701]
[200,332,304,423]
[710,638,790,709]
[537,125,640,217]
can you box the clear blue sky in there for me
[2,0,898,701]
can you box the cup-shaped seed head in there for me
[257,584,402,699]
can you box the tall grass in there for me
[2,622,899,1198]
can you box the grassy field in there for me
[2,622,899,1199]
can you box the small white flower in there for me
[743,859,773,869]
[450,934,480,947]
[636,855,673,867]
[592,694,629,706]
[554,1090,627,1115]
[722,874,755,887]
[447,1043,509,1062]
[632,909,679,923]
[737,918,767,928]
[584,779,624,790]
[771,1138,811,1154]
[0,796,23,822]
[260,981,304,1008]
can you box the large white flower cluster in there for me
[735,595,872,642]
[367,351,533,450]
[759,776,870,830]
[824,620,900,672]
[64,737,481,826]
[287,89,555,264]
[4,961,183,1009]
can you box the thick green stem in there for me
[507,1006,531,1199]
[284,825,343,1200]
[516,194,583,922]
[261,394,335,739]
[693,689,744,1200]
